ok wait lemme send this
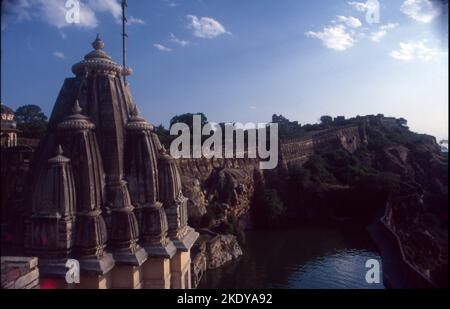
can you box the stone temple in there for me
[1,102,18,148]
[22,35,198,289]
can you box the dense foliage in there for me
[15,105,48,139]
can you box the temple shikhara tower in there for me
[23,35,198,289]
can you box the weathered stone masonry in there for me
[280,124,368,166]
[20,36,198,289]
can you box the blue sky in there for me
[1,0,448,140]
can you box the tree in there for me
[320,115,333,127]
[398,118,408,128]
[170,113,209,146]
[154,124,173,149]
[15,105,48,139]
[170,113,208,130]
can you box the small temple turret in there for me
[158,149,190,241]
[25,145,76,279]
[158,147,199,289]
[57,101,114,282]
[124,106,176,288]
[125,106,175,255]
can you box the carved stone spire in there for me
[25,36,203,287]
[158,148,198,251]
[57,101,114,274]
[26,145,76,265]
[125,107,176,258]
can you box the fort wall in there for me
[280,124,367,166]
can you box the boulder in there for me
[206,234,243,269]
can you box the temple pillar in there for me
[76,273,112,289]
[170,251,192,289]
[111,264,143,289]
[143,257,171,289]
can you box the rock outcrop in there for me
[181,176,207,222]
[190,234,243,288]
[177,158,258,227]
[380,137,448,287]
[206,234,243,269]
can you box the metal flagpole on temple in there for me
[121,0,128,84]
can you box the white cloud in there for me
[3,0,32,22]
[400,0,442,23]
[370,23,398,42]
[128,16,146,25]
[169,33,189,46]
[38,0,98,29]
[348,1,371,12]
[2,0,144,30]
[53,51,65,59]
[163,0,177,8]
[390,41,447,61]
[88,0,121,20]
[154,43,172,52]
[336,15,362,28]
[89,0,145,25]
[306,25,355,51]
[187,15,230,39]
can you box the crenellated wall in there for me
[176,125,367,177]
[280,124,367,166]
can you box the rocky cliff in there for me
[179,116,448,288]
[381,138,448,287]
[177,158,258,228]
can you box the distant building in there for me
[1,102,18,148]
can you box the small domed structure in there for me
[1,101,18,148]
[72,34,125,78]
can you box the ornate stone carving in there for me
[158,148,198,251]
[72,35,125,78]
[26,146,75,263]
[57,100,95,131]
[56,102,112,270]
[24,36,199,283]
[124,106,176,258]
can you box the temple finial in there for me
[92,34,105,51]
[131,104,139,117]
[56,145,64,156]
[72,100,83,115]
